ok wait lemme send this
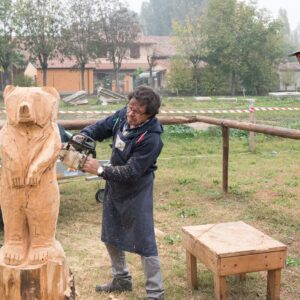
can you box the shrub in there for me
[167,57,193,94]
[13,74,36,87]
[198,65,229,95]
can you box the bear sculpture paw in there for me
[12,177,24,188]
[4,244,25,266]
[28,247,50,265]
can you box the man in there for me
[289,50,300,64]
[81,86,164,300]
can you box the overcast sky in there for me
[126,0,300,30]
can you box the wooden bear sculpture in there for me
[0,85,63,266]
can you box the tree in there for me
[62,0,100,91]
[173,16,207,95]
[235,3,285,94]
[140,0,207,36]
[204,0,285,95]
[146,47,162,88]
[291,24,300,46]
[16,0,65,86]
[98,1,140,92]
[140,1,172,36]
[198,65,228,95]
[167,56,193,94]
[278,8,290,36]
[0,0,21,88]
[204,0,242,95]
[277,8,297,58]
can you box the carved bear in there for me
[0,86,62,266]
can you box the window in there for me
[130,45,140,59]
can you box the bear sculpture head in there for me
[3,86,60,127]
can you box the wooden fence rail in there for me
[1,115,299,192]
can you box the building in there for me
[278,61,300,91]
[36,35,176,95]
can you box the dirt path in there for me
[186,122,216,130]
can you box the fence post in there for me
[249,100,256,152]
[222,126,229,193]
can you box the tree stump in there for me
[0,248,75,300]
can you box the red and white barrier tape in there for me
[0,107,299,115]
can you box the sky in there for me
[126,0,300,30]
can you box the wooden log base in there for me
[0,258,75,300]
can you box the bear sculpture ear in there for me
[3,85,15,98]
[42,87,60,100]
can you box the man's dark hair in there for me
[128,86,161,116]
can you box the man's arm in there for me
[80,108,124,141]
[82,134,163,184]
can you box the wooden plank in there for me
[222,126,229,193]
[214,275,227,300]
[218,251,286,276]
[182,228,218,272]
[186,251,198,289]
[267,269,281,300]
[182,222,287,258]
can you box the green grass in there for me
[0,98,300,299]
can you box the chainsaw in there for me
[59,133,96,170]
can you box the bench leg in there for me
[186,250,198,289]
[267,269,281,300]
[214,275,227,300]
[239,273,247,282]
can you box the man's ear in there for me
[42,86,60,100]
[3,85,15,98]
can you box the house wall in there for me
[279,70,300,91]
[37,68,94,94]
[130,44,156,63]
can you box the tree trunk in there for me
[230,71,236,96]
[115,68,120,93]
[149,66,153,87]
[42,67,47,86]
[2,67,11,89]
[193,64,198,96]
[81,64,85,91]
[0,258,76,300]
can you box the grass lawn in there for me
[55,125,300,300]
[0,96,299,299]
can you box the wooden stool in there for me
[182,221,287,300]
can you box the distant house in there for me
[278,62,300,91]
[36,58,95,95]
[24,62,37,80]
[35,35,176,95]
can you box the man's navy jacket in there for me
[81,107,163,256]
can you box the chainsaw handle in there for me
[71,134,96,151]
[90,149,97,158]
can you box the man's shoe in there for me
[95,277,132,293]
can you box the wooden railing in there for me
[1,115,298,192]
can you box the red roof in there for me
[138,35,176,57]
[93,62,149,71]
[38,58,151,71]
[36,35,176,71]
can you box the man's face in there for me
[126,97,150,127]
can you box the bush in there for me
[13,74,36,87]
[167,57,194,94]
[198,65,229,95]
